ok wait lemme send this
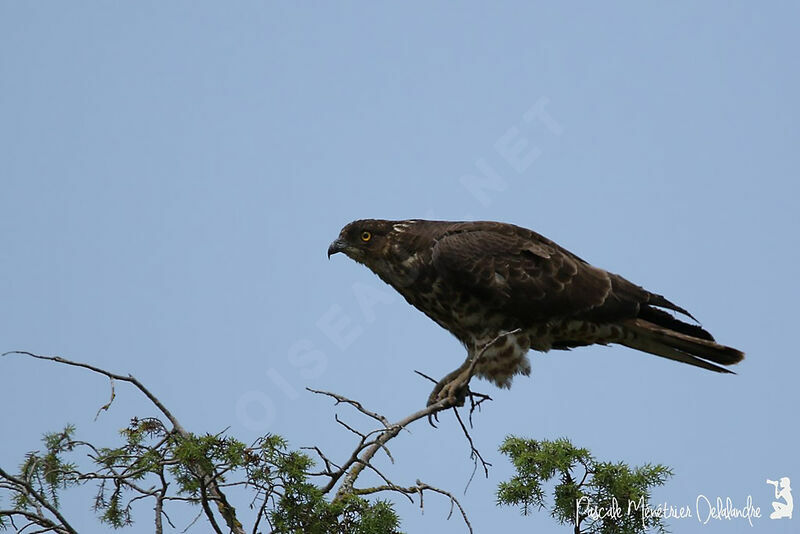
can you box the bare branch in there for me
[306,388,391,428]
[181,510,203,534]
[309,390,452,496]
[198,480,224,534]
[413,370,438,384]
[0,510,64,534]
[313,331,519,502]
[467,391,492,428]
[452,407,491,492]
[154,469,169,534]
[94,377,116,421]
[300,446,341,477]
[352,480,473,534]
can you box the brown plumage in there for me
[327,219,743,401]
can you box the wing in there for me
[430,222,619,323]
[430,222,700,328]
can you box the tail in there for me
[621,318,744,373]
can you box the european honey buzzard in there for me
[328,219,743,405]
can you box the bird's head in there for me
[327,219,396,266]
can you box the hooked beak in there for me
[327,238,347,259]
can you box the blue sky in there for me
[1,3,798,533]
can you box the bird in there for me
[327,219,744,405]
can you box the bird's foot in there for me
[426,369,472,408]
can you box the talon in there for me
[425,359,475,407]
[428,376,470,408]
[427,382,444,407]
[427,413,438,427]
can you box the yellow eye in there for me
[360,231,372,242]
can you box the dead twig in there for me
[353,480,473,534]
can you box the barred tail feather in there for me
[621,319,745,374]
